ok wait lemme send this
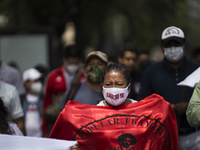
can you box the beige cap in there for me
[85,51,108,64]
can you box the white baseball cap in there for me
[23,68,42,82]
[161,26,185,44]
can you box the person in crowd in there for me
[191,47,200,64]
[118,43,142,100]
[42,44,86,137]
[107,56,118,65]
[0,81,25,135]
[138,26,200,149]
[50,63,178,150]
[137,51,152,73]
[0,97,23,136]
[59,51,108,109]
[0,61,25,103]
[22,68,43,137]
[186,81,200,127]
[8,61,21,71]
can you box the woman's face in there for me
[103,71,128,88]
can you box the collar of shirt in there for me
[163,56,188,72]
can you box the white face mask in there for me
[164,46,184,63]
[30,82,42,94]
[103,84,130,106]
[64,62,80,74]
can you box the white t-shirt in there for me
[25,94,42,137]
[0,81,23,120]
[97,99,137,106]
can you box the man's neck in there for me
[86,80,102,92]
[166,58,184,69]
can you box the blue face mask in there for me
[163,46,184,63]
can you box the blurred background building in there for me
[0,0,200,72]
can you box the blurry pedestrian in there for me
[42,44,86,137]
[23,68,43,137]
[137,51,152,73]
[138,26,200,149]
[118,43,142,100]
[0,61,25,103]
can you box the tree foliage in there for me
[0,0,197,58]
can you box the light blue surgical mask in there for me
[163,46,184,63]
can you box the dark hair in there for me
[192,47,200,58]
[102,63,131,85]
[0,97,11,134]
[139,51,150,56]
[118,43,139,58]
[63,44,83,59]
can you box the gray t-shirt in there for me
[0,61,25,95]
[60,81,103,109]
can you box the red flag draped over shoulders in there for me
[49,93,178,150]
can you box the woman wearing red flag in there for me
[50,63,178,150]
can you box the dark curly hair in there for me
[0,97,12,134]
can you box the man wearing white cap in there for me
[23,68,43,137]
[138,26,200,149]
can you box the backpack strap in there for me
[65,82,82,104]
[70,64,84,85]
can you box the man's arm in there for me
[172,102,188,116]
